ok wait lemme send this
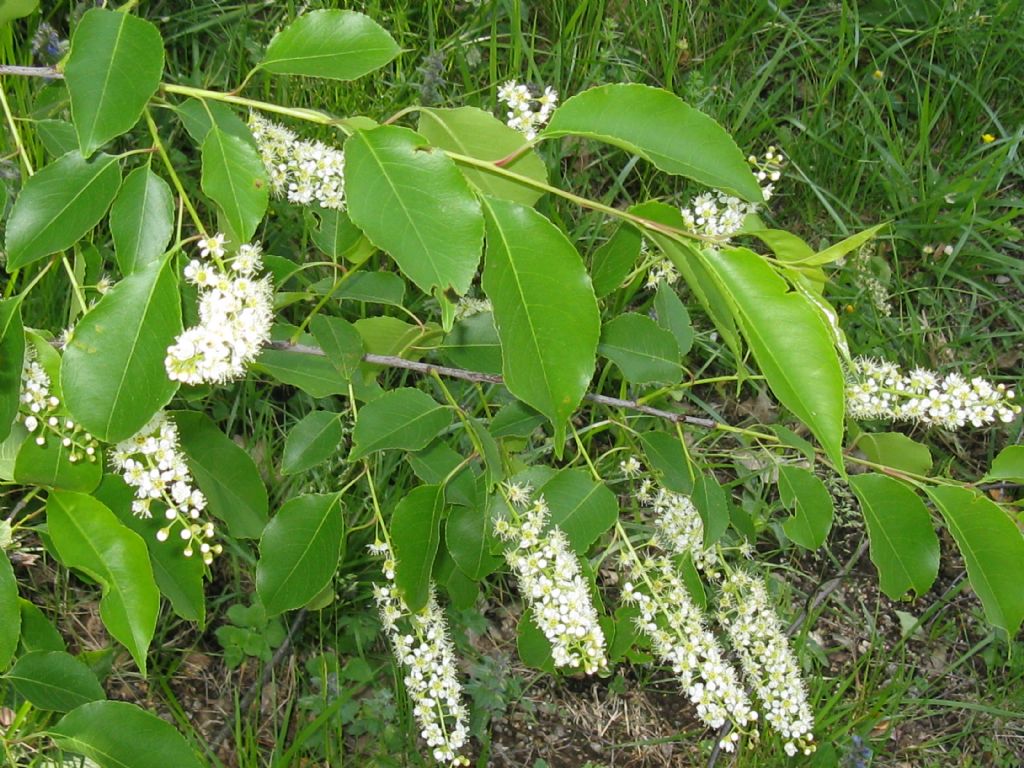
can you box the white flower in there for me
[497,80,557,140]
[494,492,607,674]
[197,233,226,259]
[249,113,346,210]
[16,352,98,463]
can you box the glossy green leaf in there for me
[981,445,1024,485]
[418,106,547,205]
[35,119,78,157]
[174,98,253,145]
[692,473,730,547]
[537,469,618,554]
[489,400,545,438]
[61,257,182,442]
[308,208,369,261]
[599,312,682,385]
[94,474,205,626]
[255,325,348,398]
[5,651,104,712]
[14,429,102,493]
[857,432,932,476]
[259,9,399,81]
[5,151,122,270]
[777,465,833,550]
[703,246,846,470]
[927,485,1024,634]
[0,552,17,669]
[441,313,502,375]
[310,315,364,382]
[17,599,66,654]
[653,282,694,357]
[543,84,762,201]
[809,223,887,266]
[516,609,556,673]
[65,9,164,156]
[335,271,405,306]
[46,492,159,675]
[282,411,344,476]
[258,493,344,616]
[481,197,599,451]
[590,223,642,299]
[109,166,174,274]
[446,501,501,581]
[349,388,451,460]
[632,201,742,361]
[52,700,204,768]
[201,126,268,244]
[345,125,484,296]
[849,474,938,600]
[172,411,268,539]
[390,485,445,612]
[0,299,24,441]
[747,229,814,263]
[639,430,695,494]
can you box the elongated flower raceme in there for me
[249,112,346,210]
[369,542,470,766]
[845,356,1020,429]
[717,571,815,757]
[622,553,758,751]
[165,238,273,386]
[644,479,718,573]
[110,412,221,563]
[494,486,608,674]
[17,350,99,463]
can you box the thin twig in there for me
[0,65,61,78]
[269,340,719,429]
[705,539,869,768]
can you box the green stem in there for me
[0,80,32,175]
[144,108,205,233]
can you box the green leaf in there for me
[537,469,618,554]
[481,197,599,451]
[5,651,105,712]
[349,388,451,460]
[308,208,370,262]
[52,700,203,768]
[489,400,545,438]
[746,229,814,263]
[857,432,932,476]
[703,247,846,470]
[809,223,887,266]
[172,411,268,539]
[639,430,695,494]
[335,271,405,306]
[926,485,1024,635]
[417,106,548,206]
[590,223,641,299]
[259,9,399,81]
[94,475,205,627]
[849,474,938,600]
[65,9,164,156]
[0,0,37,26]
[282,411,344,476]
[632,201,742,362]
[61,257,182,443]
[0,552,18,670]
[17,599,66,654]
[516,609,556,673]
[14,429,102,493]
[777,465,833,550]
[310,315,364,382]
[201,126,268,245]
[345,125,484,296]
[390,485,445,612]
[543,84,762,201]
[254,325,348,398]
[653,282,694,357]
[46,492,159,675]
[981,445,1024,485]
[599,313,682,386]
[174,99,253,145]
[441,313,502,375]
[35,119,79,157]
[109,166,174,275]
[692,474,730,547]
[446,501,501,581]
[257,493,344,617]
[0,299,24,441]
[5,151,122,270]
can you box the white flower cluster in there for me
[110,412,221,563]
[622,554,757,751]
[249,113,346,209]
[453,295,492,321]
[680,147,783,241]
[494,486,607,674]
[18,352,98,463]
[370,542,469,766]
[718,572,815,757]
[638,479,718,572]
[836,243,892,316]
[497,81,558,140]
[165,236,273,386]
[845,356,1020,429]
